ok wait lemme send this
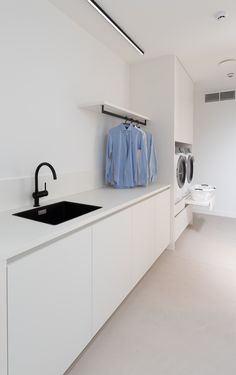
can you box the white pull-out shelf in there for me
[185,194,216,210]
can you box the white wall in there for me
[0,0,129,211]
[194,90,236,218]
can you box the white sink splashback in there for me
[0,170,103,212]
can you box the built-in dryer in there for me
[174,146,187,203]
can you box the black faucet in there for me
[32,162,57,207]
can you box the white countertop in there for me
[0,184,170,262]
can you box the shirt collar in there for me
[119,123,133,132]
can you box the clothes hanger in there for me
[124,118,131,129]
[133,120,140,129]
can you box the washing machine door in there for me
[187,155,194,183]
[176,155,186,188]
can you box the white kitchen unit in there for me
[175,60,194,144]
[8,228,92,375]
[92,209,132,334]
[0,184,170,375]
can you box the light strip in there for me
[87,0,144,55]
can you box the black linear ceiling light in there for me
[87,0,144,55]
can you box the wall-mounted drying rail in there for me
[80,101,150,126]
[101,105,147,126]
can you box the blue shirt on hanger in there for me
[144,130,158,182]
[105,123,148,188]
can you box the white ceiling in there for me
[49,0,236,90]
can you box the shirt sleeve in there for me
[149,134,158,182]
[139,132,148,186]
[105,133,113,184]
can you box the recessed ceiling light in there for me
[227,72,234,78]
[215,11,227,20]
[87,0,144,56]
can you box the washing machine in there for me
[174,146,187,203]
[184,147,194,196]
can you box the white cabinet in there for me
[3,187,171,375]
[92,209,132,334]
[175,59,194,144]
[131,191,171,286]
[174,205,192,241]
[131,196,157,286]
[155,189,171,258]
[7,228,92,375]
[93,189,170,334]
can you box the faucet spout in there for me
[33,162,57,207]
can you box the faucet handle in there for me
[43,182,48,196]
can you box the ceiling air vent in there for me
[220,90,235,101]
[205,90,235,103]
[205,93,220,103]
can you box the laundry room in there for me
[1,1,236,375]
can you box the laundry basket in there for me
[190,184,216,202]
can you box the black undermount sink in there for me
[13,201,102,225]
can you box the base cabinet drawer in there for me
[174,198,185,217]
[174,205,192,241]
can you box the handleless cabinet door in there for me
[131,196,156,286]
[92,209,132,334]
[155,189,171,258]
[8,227,92,375]
[175,59,194,144]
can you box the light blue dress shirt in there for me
[144,130,158,182]
[105,124,148,188]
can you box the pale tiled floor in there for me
[67,214,236,375]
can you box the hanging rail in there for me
[101,105,147,126]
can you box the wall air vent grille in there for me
[205,90,235,103]
[220,90,235,101]
[205,93,220,103]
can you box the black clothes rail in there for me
[101,105,147,126]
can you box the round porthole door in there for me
[176,155,186,188]
[187,155,194,183]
